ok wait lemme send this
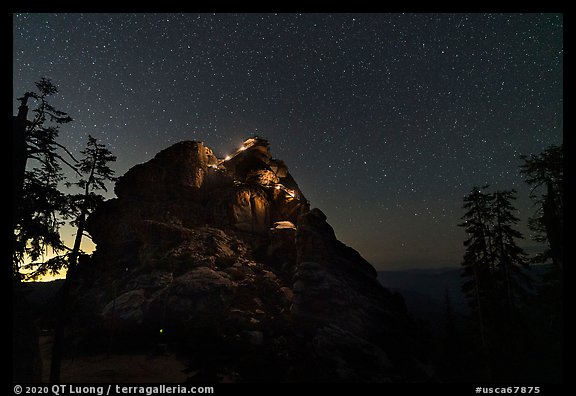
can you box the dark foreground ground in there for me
[39,335,189,382]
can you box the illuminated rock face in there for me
[88,138,308,246]
[231,188,270,234]
[73,138,431,382]
[114,141,219,201]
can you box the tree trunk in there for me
[49,156,95,382]
[49,208,87,382]
[13,97,29,273]
[13,96,43,382]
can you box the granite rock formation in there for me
[69,137,431,382]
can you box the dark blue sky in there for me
[13,13,563,270]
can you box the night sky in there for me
[13,13,563,271]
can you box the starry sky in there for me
[13,13,563,271]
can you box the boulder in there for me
[70,137,431,382]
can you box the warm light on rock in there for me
[69,137,429,382]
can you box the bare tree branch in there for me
[54,141,80,164]
[54,154,83,177]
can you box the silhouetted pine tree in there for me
[459,186,494,352]
[520,144,563,278]
[13,79,75,383]
[490,190,532,312]
[50,135,116,383]
[13,78,76,279]
[459,185,535,381]
[486,190,535,381]
[519,145,563,382]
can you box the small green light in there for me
[159,328,163,334]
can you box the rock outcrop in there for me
[69,137,431,382]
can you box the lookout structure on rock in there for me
[216,136,309,226]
